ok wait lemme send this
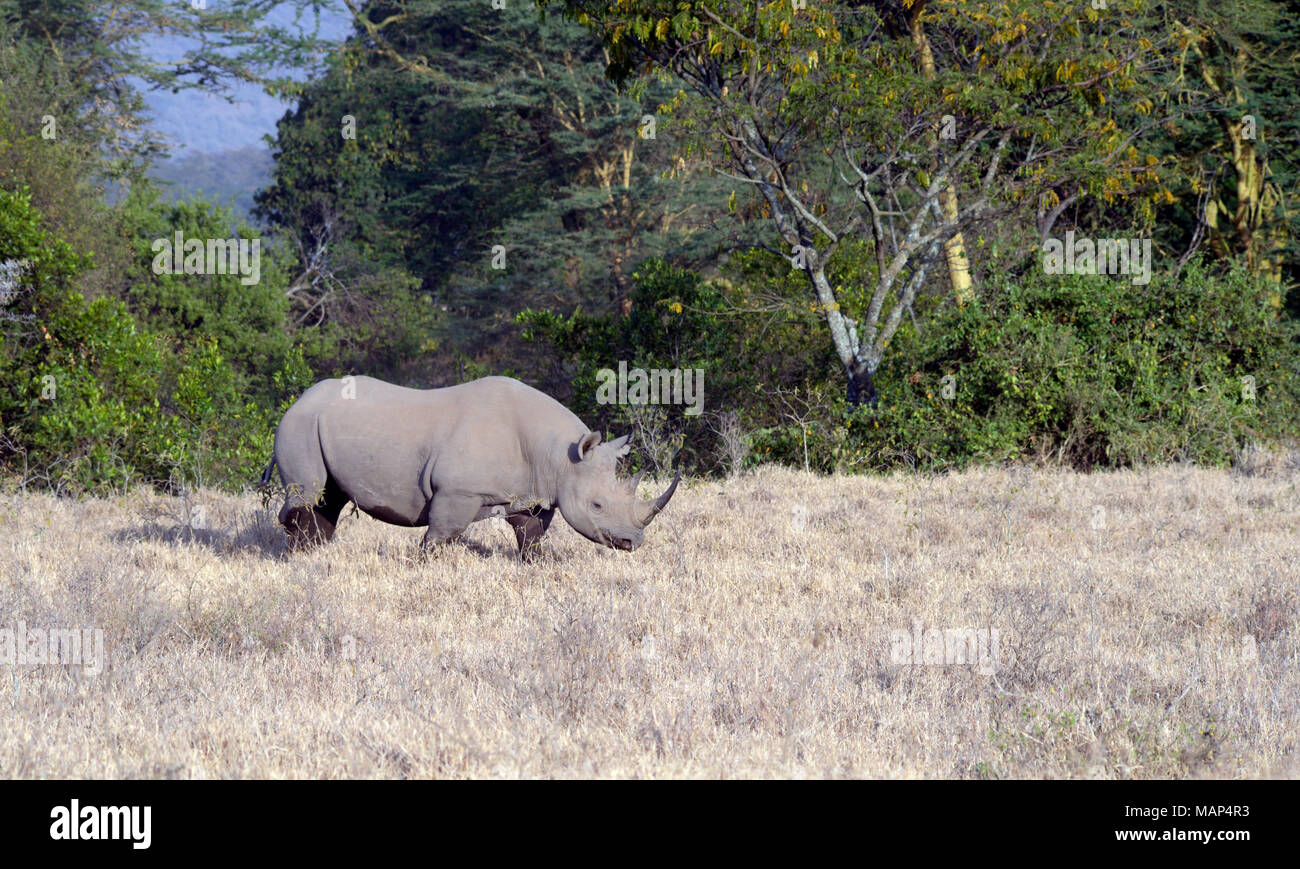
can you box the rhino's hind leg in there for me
[282,505,332,552]
[281,477,349,552]
[507,507,555,561]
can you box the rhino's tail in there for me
[259,460,275,487]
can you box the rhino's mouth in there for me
[598,530,637,551]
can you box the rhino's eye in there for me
[591,500,603,512]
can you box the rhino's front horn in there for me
[637,470,681,527]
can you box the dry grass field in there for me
[1,457,1298,779]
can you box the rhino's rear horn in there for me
[637,470,681,527]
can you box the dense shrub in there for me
[753,263,1300,472]
[115,186,308,409]
[0,188,285,493]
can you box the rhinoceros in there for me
[261,375,680,557]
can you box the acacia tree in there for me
[1155,0,1299,293]
[546,0,1172,406]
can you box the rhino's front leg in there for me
[507,507,554,561]
[421,493,481,550]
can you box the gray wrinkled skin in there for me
[267,375,679,557]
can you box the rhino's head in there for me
[558,431,680,551]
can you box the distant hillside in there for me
[149,147,276,219]
[142,80,293,155]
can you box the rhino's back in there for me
[283,376,585,521]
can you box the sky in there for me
[140,3,353,155]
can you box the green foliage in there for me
[520,258,731,402]
[0,30,140,300]
[519,259,728,469]
[0,188,284,493]
[164,337,284,490]
[260,0,732,379]
[115,185,309,408]
[549,0,1179,403]
[755,263,1300,472]
[519,256,835,471]
[250,42,436,379]
[24,295,171,492]
[1139,0,1300,300]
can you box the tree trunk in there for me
[909,1,974,305]
[808,258,877,407]
[1197,43,1287,303]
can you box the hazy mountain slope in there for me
[148,146,276,218]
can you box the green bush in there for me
[0,187,286,493]
[756,262,1300,472]
[115,186,310,408]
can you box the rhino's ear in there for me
[609,434,631,457]
[575,431,602,461]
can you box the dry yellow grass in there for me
[1,460,1297,779]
